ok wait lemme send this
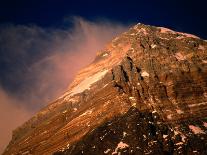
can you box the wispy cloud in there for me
[0,17,129,153]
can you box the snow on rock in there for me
[203,92,207,98]
[167,114,172,120]
[178,32,199,39]
[180,134,186,142]
[104,149,111,154]
[102,53,109,57]
[175,52,186,61]
[202,60,207,64]
[22,151,30,155]
[198,45,205,50]
[79,109,94,117]
[159,36,170,40]
[189,125,205,134]
[141,71,149,77]
[163,135,168,138]
[203,122,207,128]
[123,132,127,138]
[62,110,67,114]
[129,97,137,107]
[152,110,157,114]
[159,27,176,34]
[176,142,183,146]
[151,44,157,49]
[176,36,185,40]
[176,109,184,114]
[174,130,179,136]
[188,102,207,107]
[129,97,136,100]
[139,28,148,35]
[112,141,129,155]
[70,70,108,96]
[133,25,148,35]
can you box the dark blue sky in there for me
[0,0,207,110]
[0,0,207,38]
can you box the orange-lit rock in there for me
[3,23,207,155]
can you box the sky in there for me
[0,0,207,153]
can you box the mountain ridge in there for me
[4,23,207,155]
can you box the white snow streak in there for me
[70,70,108,96]
[141,71,149,77]
[112,141,129,155]
[189,125,205,134]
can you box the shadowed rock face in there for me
[55,108,207,155]
[3,24,207,155]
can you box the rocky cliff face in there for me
[3,24,207,155]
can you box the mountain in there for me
[3,23,207,155]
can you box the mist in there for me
[0,17,129,153]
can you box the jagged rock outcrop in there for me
[55,108,207,155]
[3,24,207,155]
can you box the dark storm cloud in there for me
[0,17,129,153]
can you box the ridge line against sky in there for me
[0,0,207,38]
[0,0,207,153]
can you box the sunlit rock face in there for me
[4,24,207,155]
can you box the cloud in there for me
[0,87,31,154]
[0,17,129,152]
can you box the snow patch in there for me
[203,122,207,128]
[202,60,207,64]
[176,36,185,39]
[188,102,207,107]
[179,32,199,39]
[123,132,127,138]
[129,97,136,100]
[189,125,205,134]
[129,97,136,107]
[79,109,93,117]
[159,27,176,34]
[112,141,129,155]
[129,33,136,36]
[139,28,148,35]
[152,110,157,114]
[70,70,108,96]
[62,110,67,114]
[175,52,186,61]
[167,114,172,120]
[159,36,170,40]
[174,130,179,136]
[102,53,108,57]
[203,92,207,98]
[151,44,157,49]
[176,109,184,114]
[176,142,183,146]
[103,84,108,88]
[180,134,186,142]
[104,149,111,154]
[141,71,149,77]
[163,135,168,138]
[198,45,205,50]
[22,151,30,155]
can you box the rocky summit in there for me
[3,24,207,155]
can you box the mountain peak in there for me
[4,23,207,155]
